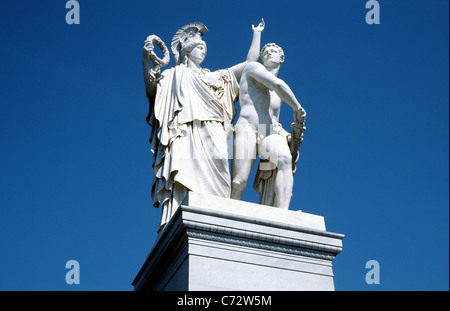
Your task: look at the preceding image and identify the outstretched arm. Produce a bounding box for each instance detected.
[246,62,305,116]
[229,19,265,79]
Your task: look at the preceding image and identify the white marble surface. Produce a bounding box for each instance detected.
[143,21,265,228]
[133,193,343,291]
[182,191,326,231]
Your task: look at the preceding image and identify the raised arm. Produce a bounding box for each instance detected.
[246,62,305,115]
[229,19,265,79]
[143,38,157,98]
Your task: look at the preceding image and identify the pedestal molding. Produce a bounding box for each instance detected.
[186,229,337,261]
[133,193,344,291]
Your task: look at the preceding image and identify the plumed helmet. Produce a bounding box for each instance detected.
[171,22,208,65]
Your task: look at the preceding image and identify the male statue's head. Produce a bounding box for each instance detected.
[259,43,285,68]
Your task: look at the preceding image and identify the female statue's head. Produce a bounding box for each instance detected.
[171,22,208,65]
[181,39,207,65]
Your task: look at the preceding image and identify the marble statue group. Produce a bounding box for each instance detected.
[143,20,306,230]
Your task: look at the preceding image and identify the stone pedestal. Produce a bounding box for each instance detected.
[132,192,344,291]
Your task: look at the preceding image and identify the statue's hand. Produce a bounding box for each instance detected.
[252,18,265,32]
[296,107,306,119]
[294,108,306,129]
[143,36,155,59]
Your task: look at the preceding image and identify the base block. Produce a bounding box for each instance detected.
[132,192,344,291]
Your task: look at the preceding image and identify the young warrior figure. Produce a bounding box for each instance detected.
[231,43,306,209]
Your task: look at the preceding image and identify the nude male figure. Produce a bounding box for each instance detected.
[231,43,306,209]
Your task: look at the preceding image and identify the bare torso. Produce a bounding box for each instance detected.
[231,60,302,209]
[237,66,282,136]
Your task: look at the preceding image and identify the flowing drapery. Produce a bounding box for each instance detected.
[146,65,238,227]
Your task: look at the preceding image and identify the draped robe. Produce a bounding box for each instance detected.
[253,123,292,206]
[146,64,238,228]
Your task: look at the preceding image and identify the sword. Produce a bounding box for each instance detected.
[290,112,306,175]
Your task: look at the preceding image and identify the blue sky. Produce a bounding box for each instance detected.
[0,0,448,291]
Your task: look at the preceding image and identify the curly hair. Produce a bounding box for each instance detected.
[180,38,207,64]
[259,43,285,63]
